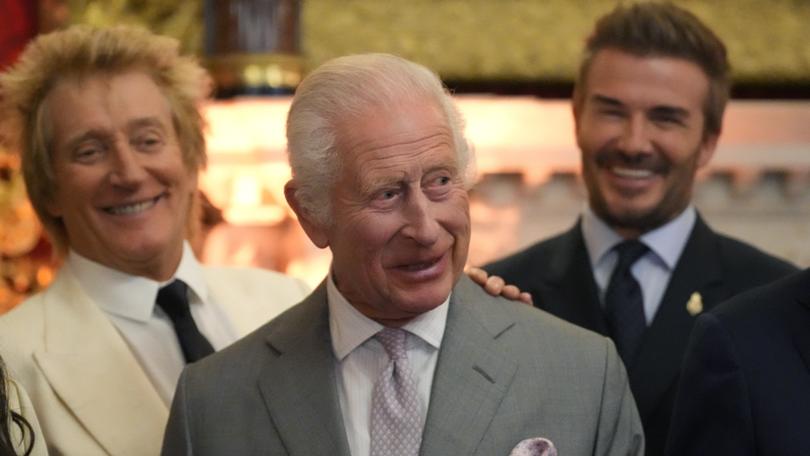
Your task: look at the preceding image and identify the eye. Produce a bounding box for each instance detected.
[650,113,685,127]
[598,108,625,118]
[379,189,399,200]
[435,176,451,186]
[73,140,105,163]
[424,173,454,199]
[369,187,402,209]
[133,132,164,151]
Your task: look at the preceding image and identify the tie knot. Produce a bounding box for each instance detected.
[613,240,649,271]
[156,280,190,318]
[375,327,408,361]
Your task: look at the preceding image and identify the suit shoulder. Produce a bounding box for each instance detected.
[204,265,308,289]
[0,292,46,337]
[203,265,310,297]
[510,298,609,351]
[183,317,272,386]
[712,232,797,281]
[185,287,321,379]
[462,278,610,364]
[711,269,807,326]
[0,294,47,373]
[483,231,571,279]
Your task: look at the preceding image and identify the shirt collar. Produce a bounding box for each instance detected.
[67,242,208,322]
[581,205,696,270]
[327,271,449,361]
[639,206,696,269]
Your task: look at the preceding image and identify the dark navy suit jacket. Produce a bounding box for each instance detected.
[667,268,810,455]
[485,214,796,456]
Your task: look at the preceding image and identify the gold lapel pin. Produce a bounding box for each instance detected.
[686,292,703,316]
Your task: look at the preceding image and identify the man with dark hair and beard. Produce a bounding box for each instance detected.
[484,3,796,455]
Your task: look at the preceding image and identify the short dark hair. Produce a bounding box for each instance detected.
[573,2,730,137]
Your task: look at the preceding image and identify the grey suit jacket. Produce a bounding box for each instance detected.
[162,276,644,456]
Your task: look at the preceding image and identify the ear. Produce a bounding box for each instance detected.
[697,132,719,168]
[572,97,585,149]
[284,180,330,249]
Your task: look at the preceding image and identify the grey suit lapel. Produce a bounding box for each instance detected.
[257,282,351,456]
[420,276,518,456]
[630,215,723,418]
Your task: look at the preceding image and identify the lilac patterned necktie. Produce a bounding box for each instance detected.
[370,327,423,456]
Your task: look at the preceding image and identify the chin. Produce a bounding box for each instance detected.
[118,236,175,258]
[390,288,446,313]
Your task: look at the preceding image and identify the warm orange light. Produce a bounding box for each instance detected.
[199,97,810,284]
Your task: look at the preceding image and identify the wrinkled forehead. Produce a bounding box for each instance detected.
[582,49,710,110]
[43,68,175,128]
[336,99,454,164]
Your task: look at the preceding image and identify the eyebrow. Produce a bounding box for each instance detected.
[649,105,690,120]
[592,94,690,119]
[126,117,169,134]
[63,128,113,153]
[591,94,625,108]
[60,116,170,155]
[359,173,407,197]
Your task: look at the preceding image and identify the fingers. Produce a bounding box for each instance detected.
[500,286,534,306]
[466,266,533,305]
[466,267,489,286]
[484,275,506,296]
[501,284,521,300]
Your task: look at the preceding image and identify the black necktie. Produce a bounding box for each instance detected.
[604,240,649,367]
[156,280,214,363]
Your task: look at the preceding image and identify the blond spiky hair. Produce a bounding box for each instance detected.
[0,25,211,252]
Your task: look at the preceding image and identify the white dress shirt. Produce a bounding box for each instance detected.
[67,242,239,404]
[327,273,448,456]
[581,205,696,324]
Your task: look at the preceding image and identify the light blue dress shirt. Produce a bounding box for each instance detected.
[581,205,696,325]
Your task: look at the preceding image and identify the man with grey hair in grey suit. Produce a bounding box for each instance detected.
[162,53,644,456]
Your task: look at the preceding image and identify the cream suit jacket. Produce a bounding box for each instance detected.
[0,263,309,456]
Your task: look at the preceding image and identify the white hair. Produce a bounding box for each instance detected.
[285,53,472,226]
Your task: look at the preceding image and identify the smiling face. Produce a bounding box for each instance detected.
[575,49,718,237]
[44,70,197,280]
[294,100,470,326]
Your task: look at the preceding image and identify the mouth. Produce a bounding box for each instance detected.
[103,194,164,216]
[610,166,655,179]
[396,255,443,271]
[388,251,449,281]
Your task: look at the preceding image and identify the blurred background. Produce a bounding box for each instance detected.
[3,0,810,310]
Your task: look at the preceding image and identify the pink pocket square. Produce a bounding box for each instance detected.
[509,437,557,456]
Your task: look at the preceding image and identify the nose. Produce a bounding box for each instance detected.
[108,143,148,187]
[616,114,652,155]
[400,190,441,246]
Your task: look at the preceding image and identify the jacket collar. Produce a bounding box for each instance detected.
[33,266,167,456]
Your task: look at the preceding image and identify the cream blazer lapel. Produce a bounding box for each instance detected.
[33,268,167,455]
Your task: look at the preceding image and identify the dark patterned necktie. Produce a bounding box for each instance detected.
[156,280,214,363]
[604,240,649,367]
